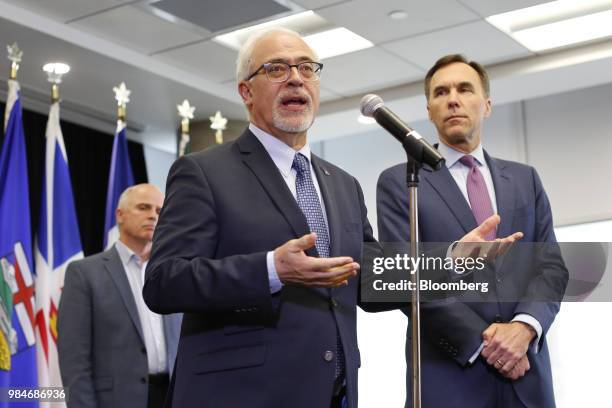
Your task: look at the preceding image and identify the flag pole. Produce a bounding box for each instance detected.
[42,62,70,103]
[177,99,195,157]
[104,82,135,249]
[7,43,22,81]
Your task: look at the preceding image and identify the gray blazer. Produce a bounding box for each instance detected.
[58,246,182,408]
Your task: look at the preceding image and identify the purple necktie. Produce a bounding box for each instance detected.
[459,155,496,240]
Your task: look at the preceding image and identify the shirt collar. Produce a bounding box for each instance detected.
[249,123,312,177]
[115,239,142,267]
[437,141,487,169]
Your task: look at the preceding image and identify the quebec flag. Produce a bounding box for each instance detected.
[103,120,134,249]
[34,100,83,407]
[0,79,38,407]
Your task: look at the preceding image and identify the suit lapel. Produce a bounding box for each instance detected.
[311,156,345,297]
[236,130,314,253]
[311,155,342,258]
[423,165,478,234]
[485,151,515,238]
[105,247,145,344]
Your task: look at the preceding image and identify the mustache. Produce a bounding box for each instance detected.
[275,91,312,107]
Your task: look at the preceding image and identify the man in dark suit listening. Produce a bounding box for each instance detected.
[143,28,382,408]
[377,54,568,407]
[58,184,182,408]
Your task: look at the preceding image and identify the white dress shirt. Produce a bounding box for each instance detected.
[115,240,168,374]
[437,142,542,362]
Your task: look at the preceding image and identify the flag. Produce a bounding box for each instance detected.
[0,79,38,407]
[103,121,134,249]
[34,100,83,407]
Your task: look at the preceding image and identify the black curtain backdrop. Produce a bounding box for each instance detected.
[1,100,148,257]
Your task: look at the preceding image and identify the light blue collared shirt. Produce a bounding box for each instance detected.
[437,142,543,361]
[249,123,329,293]
[115,240,168,373]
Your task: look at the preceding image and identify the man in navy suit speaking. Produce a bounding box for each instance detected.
[377,54,568,407]
[143,27,383,408]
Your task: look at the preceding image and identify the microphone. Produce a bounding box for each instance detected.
[360,94,445,170]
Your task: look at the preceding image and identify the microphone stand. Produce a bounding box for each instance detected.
[406,155,421,408]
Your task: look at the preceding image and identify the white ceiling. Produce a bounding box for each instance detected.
[1,0,612,152]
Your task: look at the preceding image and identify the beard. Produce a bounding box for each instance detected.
[272,92,315,133]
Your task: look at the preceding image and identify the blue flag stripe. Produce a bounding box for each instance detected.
[0,83,38,407]
[103,125,135,248]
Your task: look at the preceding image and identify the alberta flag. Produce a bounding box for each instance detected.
[0,80,38,407]
[34,100,83,407]
[103,120,134,249]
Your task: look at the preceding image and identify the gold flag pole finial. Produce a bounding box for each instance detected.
[7,43,22,80]
[177,99,195,157]
[209,111,227,145]
[43,62,70,103]
[113,82,131,122]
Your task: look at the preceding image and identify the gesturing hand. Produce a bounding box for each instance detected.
[274,233,359,287]
[452,215,523,262]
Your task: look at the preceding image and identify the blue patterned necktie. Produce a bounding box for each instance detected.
[292,153,344,379]
[292,153,330,257]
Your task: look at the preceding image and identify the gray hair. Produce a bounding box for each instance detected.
[116,183,162,210]
[117,185,138,210]
[235,27,318,83]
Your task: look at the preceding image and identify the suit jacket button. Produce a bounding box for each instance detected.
[330,298,339,308]
[324,351,334,362]
[494,314,503,323]
[141,347,146,354]
[140,377,147,384]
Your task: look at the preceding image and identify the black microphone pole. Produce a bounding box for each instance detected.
[361,94,444,408]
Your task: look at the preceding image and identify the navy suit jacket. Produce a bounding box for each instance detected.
[144,129,380,408]
[377,150,568,408]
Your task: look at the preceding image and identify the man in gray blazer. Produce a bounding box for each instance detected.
[58,184,181,408]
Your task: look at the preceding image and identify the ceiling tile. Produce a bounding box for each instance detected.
[1,0,133,23]
[152,0,290,33]
[291,0,350,9]
[457,0,553,18]
[319,84,343,102]
[0,16,245,142]
[316,0,479,44]
[69,5,204,54]
[155,40,238,83]
[382,21,532,70]
[320,47,424,96]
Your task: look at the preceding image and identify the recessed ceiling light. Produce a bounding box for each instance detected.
[487,0,612,52]
[388,10,408,20]
[213,11,373,60]
[304,27,373,60]
[43,62,70,75]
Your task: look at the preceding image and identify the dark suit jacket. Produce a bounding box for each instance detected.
[58,246,182,408]
[143,129,380,408]
[377,150,568,408]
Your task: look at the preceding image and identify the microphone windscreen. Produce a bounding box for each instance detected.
[360,94,384,117]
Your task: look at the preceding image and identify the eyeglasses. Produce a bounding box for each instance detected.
[246,61,323,82]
